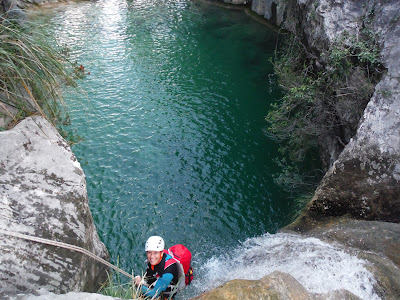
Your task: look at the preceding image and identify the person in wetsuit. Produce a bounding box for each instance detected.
[134,236,180,299]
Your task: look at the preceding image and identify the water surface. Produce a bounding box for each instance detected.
[33,0,297,297]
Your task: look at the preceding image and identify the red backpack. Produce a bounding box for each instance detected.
[163,244,193,287]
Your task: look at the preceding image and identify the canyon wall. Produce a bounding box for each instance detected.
[0,116,109,297]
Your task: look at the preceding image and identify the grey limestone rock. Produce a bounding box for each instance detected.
[251,0,400,222]
[252,0,286,26]
[191,270,361,300]
[0,116,109,297]
[305,0,400,221]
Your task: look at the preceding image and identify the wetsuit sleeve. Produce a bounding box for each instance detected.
[141,273,174,297]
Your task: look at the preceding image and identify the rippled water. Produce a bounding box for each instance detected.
[31,0,300,297]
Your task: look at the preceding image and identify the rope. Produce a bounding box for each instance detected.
[0,229,135,280]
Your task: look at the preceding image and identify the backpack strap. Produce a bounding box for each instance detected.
[164,254,177,270]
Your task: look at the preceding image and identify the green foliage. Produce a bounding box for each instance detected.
[58,126,84,146]
[273,157,322,191]
[0,14,78,142]
[325,30,381,78]
[98,257,141,300]
[267,27,382,192]
[287,192,314,221]
[99,271,136,299]
[266,37,319,165]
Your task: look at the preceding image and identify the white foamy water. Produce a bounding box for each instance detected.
[192,233,380,300]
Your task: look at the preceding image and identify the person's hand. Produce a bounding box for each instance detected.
[134,275,142,286]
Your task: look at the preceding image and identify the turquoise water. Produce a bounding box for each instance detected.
[33,0,295,297]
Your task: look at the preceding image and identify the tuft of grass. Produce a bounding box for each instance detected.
[99,270,138,299]
[0,14,76,133]
[98,257,160,300]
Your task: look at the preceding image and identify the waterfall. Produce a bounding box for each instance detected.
[191,233,380,299]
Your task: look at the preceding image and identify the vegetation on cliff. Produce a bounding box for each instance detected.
[0,14,77,138]
[266,27,383,193]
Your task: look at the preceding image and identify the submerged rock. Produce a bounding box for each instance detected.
[0,116,109,297]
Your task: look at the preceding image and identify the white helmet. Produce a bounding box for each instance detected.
[145,236,165,252]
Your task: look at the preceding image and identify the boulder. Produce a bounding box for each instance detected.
[0,0,26,21]
[191,271,361,300]
[1,0,75,16]
[0,116,109,297]
[302,0,400,221]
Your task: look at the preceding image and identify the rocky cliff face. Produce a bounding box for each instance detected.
[1,0,72,18]
[251,0,400,222]
[0,116,109,297]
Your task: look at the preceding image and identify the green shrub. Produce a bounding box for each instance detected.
[267,28,382,192]
[0,15,76,134]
